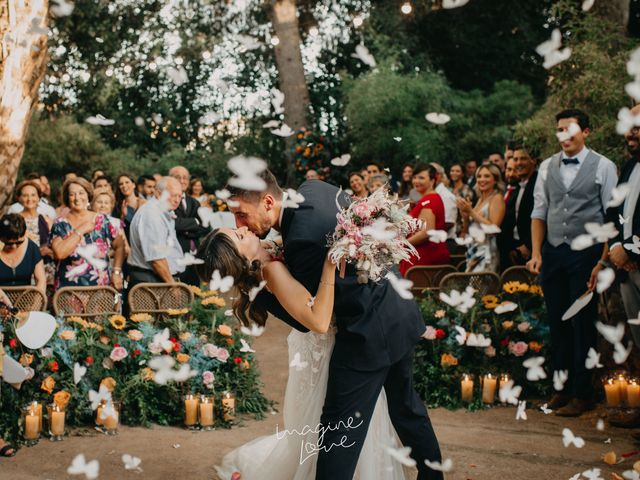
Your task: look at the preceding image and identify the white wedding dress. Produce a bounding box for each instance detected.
[215,328,408,480]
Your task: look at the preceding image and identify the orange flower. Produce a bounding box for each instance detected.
[41,376,56,394]
[53,390,71,408]
[217,324,233,337]
[166,308,189,316]
[179,331,192,341]
[202,296,226,308]
[130,313,153,323]
[19,353,34,366]
[141,368,154,381]
[176,353,190,363]
[242,360,251,370]
[99,335,110,345]
[225,338,235,346]
[528,341,543,353]
[100,377,117,392]
[502,321,514,330]
[440,353,458,367]
[59,330,76,340]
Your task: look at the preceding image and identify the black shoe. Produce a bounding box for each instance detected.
[556,398,593,417]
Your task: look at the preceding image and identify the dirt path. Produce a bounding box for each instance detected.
[2,318,638,479]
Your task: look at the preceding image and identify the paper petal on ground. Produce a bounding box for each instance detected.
[585,348,603,369]
[540,403,552,414]
[516,401,527,420]
[67,454,100,480]
[424,458,453,472]
[248,281,267,302]
[582,468,603,480]
[330,154,351,167]
[425,112,451,125]
[553,370,569,391]
[386,446,416,467]
[562,427,585,448]
[562,291,593,320]
[122,454,142,471]
[499,379,522,405]
[623,470,640,480]
[386,272,414,300]
[596,268,615,293]
[239,338,255,353]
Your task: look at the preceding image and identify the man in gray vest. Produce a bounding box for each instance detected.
[527,109,618,417]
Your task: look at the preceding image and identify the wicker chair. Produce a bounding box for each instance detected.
[501,265,539,286]
[404,265,457,297]
[450,253,466,266]
[438,271,502,296]
[53,286,121,319]
[456,260,467,272]
[1,286,47,312]
[128,282,194,317]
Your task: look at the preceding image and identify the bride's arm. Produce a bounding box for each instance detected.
[262,257,336,334]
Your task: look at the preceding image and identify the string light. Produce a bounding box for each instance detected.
[353,15,364,27]
[401,2,413,14]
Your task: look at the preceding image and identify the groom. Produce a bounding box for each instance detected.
[227,170,443,480]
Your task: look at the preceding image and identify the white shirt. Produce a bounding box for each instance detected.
[531,147,618,220]
[7,199,56,220]
[624,163,640,239]
[435,183,458,238]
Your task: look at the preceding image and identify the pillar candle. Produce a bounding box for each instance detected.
[222,392,236,421]
[617,374,629,401]
[95,405,104,426]
[605,379,621,407]
[24,412,39,440]
[199,401,214,427]
[103,411,119,430]
[184,395,198,426]
[50,410,65,436]
[461,375,474,403]
[482,374,497,404]
[628,381,640,408]
[29,402,42,432]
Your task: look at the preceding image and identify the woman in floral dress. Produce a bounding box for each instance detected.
[51,178,125,289]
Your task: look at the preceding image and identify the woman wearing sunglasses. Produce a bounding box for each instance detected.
[0,214,46,292]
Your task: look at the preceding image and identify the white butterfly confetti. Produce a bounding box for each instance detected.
[386,272,414,300]
[271,124,295,137]
[239,338,255,353]
[248,280,267,301]
[386,446,416,467]
[536,29,572,70]
[227,155,267,191]
[86,114,115,126]
[479,223,502,234]
[240,323,265,337]
[330,154,351,167]
[74,362,87,384]
[425,112,451,125]
[50,0,75,16]
[67,454,100,480]
[629,313,640,325]
[306,296,316,307]
[607,184,630,208]
[235,34,261,51]
[516,400,527,420]
[215,189,231,200]
[424,458,453,472]
[289,352,308,371]
[88,385,111,410]
[499,380,522,405]
[623,470,640,480]
[523,357,547,381]
[466,333,491,348]
[582,0,595,11]
[282,189,305,209]
[393,137,402,142]
[596,268,615,293]
[28,17,48,35]
[581,468,603,480]
[562,291,593,320]
[363,218,397,242]
[262,119,281,129]
[556,122,582,142]
[620,214,630,224]
[494,301,518,315]
[439,286,476,313]
[167,66,188,86]
[616,107,640,135]
[209,270,234,294]
[177,251,204,267]
[625,235,640,255]
[122,453,142,471]
[585,348,603,369]
[540,403,552,414]
[454,326,467,345]
[596,419,605,431]
[442,0,470,8]
[614,341,633,364]
[596,321,625,344]
[427,230,448,243]
[553,370,569,391]
[562,428,585,448]
[352,43,376,68]
[271,88,285,114]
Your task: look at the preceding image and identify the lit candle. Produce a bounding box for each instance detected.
[482,374,497,404]
[50,407,65,437]
[628,380,640,408]
[461,374,474,403]
[29,401,43,432]
[199,396,214,428]
[24,411,39,440]
[605,378,621,407]
[617,374,629,402]
[184,394,199,426]
[95,400,105,426]
[103,410,119,431]
[222,391,236,421]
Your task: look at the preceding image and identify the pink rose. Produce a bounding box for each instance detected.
[422,326,437,340]
[216,348,230,363]
[484,346,496,357]
[110,346,128,362]
[128,329,144,341]
[148,342,162,354]
[508,341,528,357]
[202,371,215,387]
[24,367,35,380]
[517,322,531,333]
[202,343,219,358]
[352,202,372,219]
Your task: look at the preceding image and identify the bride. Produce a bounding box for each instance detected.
[197,227,409,480]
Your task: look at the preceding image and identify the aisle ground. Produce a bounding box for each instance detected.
[2,318,638,480]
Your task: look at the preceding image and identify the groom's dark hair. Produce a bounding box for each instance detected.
[226,169,283,201]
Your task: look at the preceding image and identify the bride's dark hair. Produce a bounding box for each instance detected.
[195,229,268,327]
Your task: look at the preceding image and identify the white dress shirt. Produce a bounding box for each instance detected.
[624,163,640,239]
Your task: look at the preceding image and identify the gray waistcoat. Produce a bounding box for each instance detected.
[544,150,604,247]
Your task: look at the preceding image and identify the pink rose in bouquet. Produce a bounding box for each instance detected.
[202,371,215,388]
[202,343,219,358]
[422,326,437,340]
[216,348,230,363]
[110,346,128,362]
[508,341,528,357]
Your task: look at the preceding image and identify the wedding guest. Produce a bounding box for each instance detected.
[91,188,116,216]
[152,172,162,183]
[136,174,156,200]
[397,164,414,200]
[527,108,617,417]
[449,163,472,200]
[93,175,113,192]
[504,158,519,187]
[360,167,370,186]
[465,159,478,189]
[430,163,457,236]
[348,172,368,199]
[305,169,320,181]
[0,214,46,291]
[51,178,125,290]
[7,173,56,220]
[368,174,389,192]
[400,165,450,276]
[169,165,209,285]
[91,169,107,182]
[189,177,210,207]
[366,161,383,177]
[127,176,185,287]
[499,158,520,270]
[488,152,506,173]
[113,174,146,240]
[457,164,506,272]
[505,141,516,163]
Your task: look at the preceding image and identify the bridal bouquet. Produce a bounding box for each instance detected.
[328,188,421,283]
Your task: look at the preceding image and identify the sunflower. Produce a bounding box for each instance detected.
[189,285,203,297]
[166,308,189,316]
[502,282,519,294]
[528,285,544,296]
[202,296,226,308]
[482,295,499,309]
[67,316,89,329]
[109,315,127,330]
[130,313,153,323]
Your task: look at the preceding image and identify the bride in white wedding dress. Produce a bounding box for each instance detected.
[202,227,408,480]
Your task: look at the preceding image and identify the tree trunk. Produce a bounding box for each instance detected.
[270,0,310,185]
[0,0,49,213]
[593,0,630,32]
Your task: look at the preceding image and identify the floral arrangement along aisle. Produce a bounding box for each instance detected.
[413,281,550,409]
[0,287,271,444]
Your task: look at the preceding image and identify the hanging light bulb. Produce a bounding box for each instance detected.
[401,2,413,14]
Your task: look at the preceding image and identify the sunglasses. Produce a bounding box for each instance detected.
[3,239,25,246]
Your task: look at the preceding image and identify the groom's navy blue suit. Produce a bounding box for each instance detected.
[256,180,443,480]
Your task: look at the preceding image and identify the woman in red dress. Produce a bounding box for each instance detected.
[399,164,450,276]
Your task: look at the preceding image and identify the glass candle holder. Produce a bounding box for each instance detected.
[604,377,621,407]
[498,373,512,404]
[95,399,106,430]
[628,378,640,408]
[460,374,474,403]
[28,401,43,432]
[47,403,66,441]
[199,395,215,430]
[481,374,497,405]
[616,372,629,404]
[184,394,200,429]
[22,405,41,445]
[102,400,121,435]
[221,391,236,422]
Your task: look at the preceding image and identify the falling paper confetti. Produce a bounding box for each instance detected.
[330,154,352,167]
[67,454,100,480]
[386,272,414,300]
[227,156,268,191]
[425,112,451,125]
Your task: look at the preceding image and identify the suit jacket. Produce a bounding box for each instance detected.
[515,171,537,250]
[174,195,209,253]
[608,158,640,262]
[498,184,520,258]
[256,180,426,371]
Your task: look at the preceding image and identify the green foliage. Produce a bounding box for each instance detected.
[343,66,536,171]
[515,1,636,163]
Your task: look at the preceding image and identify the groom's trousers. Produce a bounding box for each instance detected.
[315,347,443,480]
